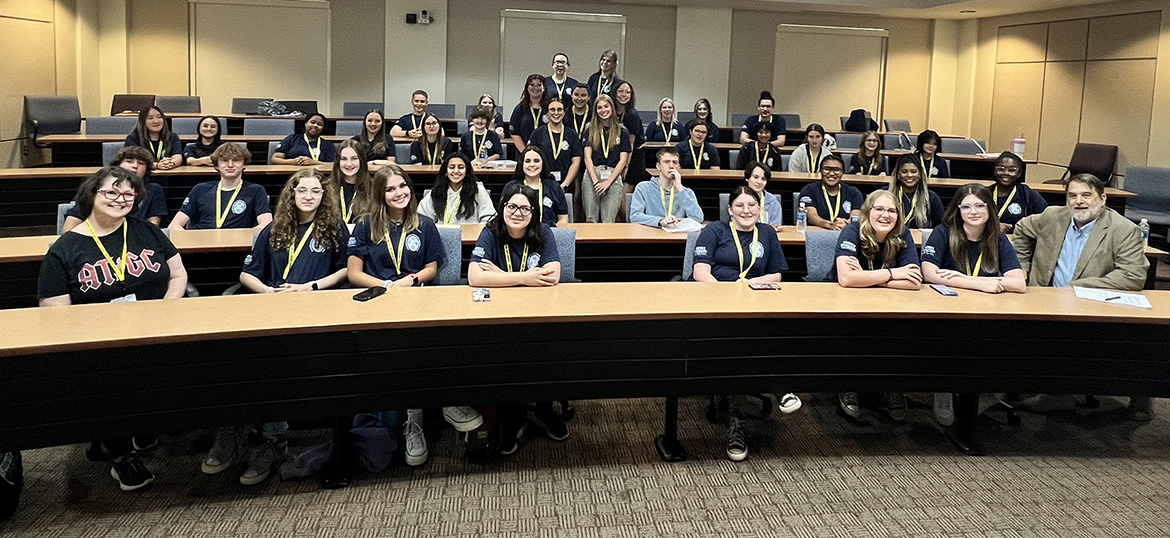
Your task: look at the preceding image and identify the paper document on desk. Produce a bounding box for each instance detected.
[1073,287,1152,309]
[662,219,703,233]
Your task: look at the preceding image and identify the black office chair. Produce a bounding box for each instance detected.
[1043,143,1118,186]
[278,100,319,115]
[110,94,155,115]
[24,95,82,148]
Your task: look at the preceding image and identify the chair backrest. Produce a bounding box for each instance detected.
[882,134,903,151]
[110,94,155,115]
[718,192,730,224]
[395,143,412,162]
[335,120,362,137]
[777,113,801,129]
[919,228,933,255]
[637,110,657,125]
[681,231,701,281]
[267,141,281,164]
[102,142,122,166]
[57,202,73,234]
[565,192,574,223]
[244,118,295,135]
[24,96,82,137]
[232,97,271,115]
[1122,166,1170,222]
[457,120,468,135]
[835,133,863,150]
[1068,143,1119,185]
[676,111,695,125]
[804,229,840,282]
[731,113,753,127]
[728,149,740,170]
[85,116,137,135]
[793,192,814,226]
[780,154,790,172]
[841,153,854,173]
[434,227,463,286]
[945,138,984,155]
[344,102,384,116]
[154,95,201,113]
[884,118,912,132]
[550,227,576,282]
[839,116,849,130]
[278,100,318,115]
[171,117,227,136]
[430,104,456,119]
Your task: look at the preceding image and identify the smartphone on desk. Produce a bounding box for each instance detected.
[930,284,959,297]
[748,283,781,291]
[353,286,386,302]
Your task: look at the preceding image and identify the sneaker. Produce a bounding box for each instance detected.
[532,406,569,441]
[110,453,154,491]
[885,392,907,422]
[777,393,802,414]
[202,428,241,475]
[1128,396,1155,422]
[498,424,525,456]
[443,406,484,432]
[726,417,747,462]
[240,441,287,486]
[403,409,428,466]
[934,393,954,426]
[838,392,861,419]
[132,435,159,452]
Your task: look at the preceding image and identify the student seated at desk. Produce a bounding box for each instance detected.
[468,184,566,454]
[799,154,863,231]
[169,143,273,231]
[849,131,887,176]
[503,146,569,227]
[333,139,372,224]
[736,122,777,170]
[569,84,592,144]
[744,161,784,229]
[546,52,579,106]
[830,190,921,421]
[690,98,720,144]
[390,90,429,139]
[788,124,832,174]
[922,183,1025,294]
[888,155,944,229]
[183,115,225,166]
[418,153,496,225]
[991,151,1046,234]
[630,148,704,229]
[353,110,395,166]
[527,99,582,192]
[39,166,188,492]
[271,113,335,165]
[509,74,550,152]
[739,91,786,147]
[126,105,183,170]
[675,122,720,170]
[462,105,505,168]
[63,146,167,231]
[915,130,950,179]
[409,113,457,166]
[587,50,623,103]
[645,98,686,144]
[476,93,508,139]
[581,95,631,223]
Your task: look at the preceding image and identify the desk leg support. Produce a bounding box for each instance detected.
[654,397,688,462]
[319,416,354,489]
[945,393,986,456]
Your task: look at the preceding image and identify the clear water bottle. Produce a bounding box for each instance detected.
[1140,218,1150,248]
[796,198,808,233]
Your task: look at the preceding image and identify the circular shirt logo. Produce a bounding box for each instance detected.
[751,241,765,258]
[1008,202,1022,215]
[542,114,549,123]
[405,234,421,252]
[702,153,709,161]
[310,238,325,253]
[527,254,541,269]
[484,140,493,149]
[560,140,569,151]
[670,128,678,136]
[766,158,773,167]
[843,201,852,213]
[411,154,419,162]
[543,196,553,208]
[231,200,247,215]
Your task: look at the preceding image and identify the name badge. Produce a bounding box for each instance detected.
[597,165,612,181]
[552,171,562,181]
[111,294,137,303]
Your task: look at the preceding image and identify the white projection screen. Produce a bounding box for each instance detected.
[772,24,888,130]
[499,10,625,104]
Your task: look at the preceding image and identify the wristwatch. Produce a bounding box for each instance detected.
[311,281,319,291]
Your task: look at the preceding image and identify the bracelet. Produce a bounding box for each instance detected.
[264,286,273,294]
[887,268,894,281]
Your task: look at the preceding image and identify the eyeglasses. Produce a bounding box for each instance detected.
[295,187,324,198]
[871,207,898,216]
[553,60,568,66]
[99,189,137,201]
[994,166,1020,174]
[960,203,988,213]
[504,203,533,216]
[821,167,844,174]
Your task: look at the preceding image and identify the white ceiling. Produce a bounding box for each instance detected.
[601,0,1124,19]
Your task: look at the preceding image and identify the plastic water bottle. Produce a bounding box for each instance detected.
[796,199,808,234]
[1140,218,1150,249]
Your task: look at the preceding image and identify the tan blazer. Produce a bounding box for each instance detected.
[1012,205,1148,291]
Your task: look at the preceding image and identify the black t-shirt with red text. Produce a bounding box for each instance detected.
[38,217,179,304]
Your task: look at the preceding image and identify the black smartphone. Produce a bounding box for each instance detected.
[353,286,387,302]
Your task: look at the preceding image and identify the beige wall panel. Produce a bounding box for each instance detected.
[127,0,188,96]
[331,0,384,116]
[774,28,885,130]
[1036,61,1084,167]
[988,62,1044,159]
[996,23,1048,63]
[0,17,56,166]
[1087,11,1160,60]
[1080,59,1156,173]
[1046,19,1087,62]
[0,0,54,22]
[54,0,77,96]
[673,7,731,125]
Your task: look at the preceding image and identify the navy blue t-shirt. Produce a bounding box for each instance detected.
[396,113,426,134]
[693,222,787,281]
[276,133,336,162]
[243,221,350,286]
[741,115,787,143]
[582,126,632,168]
[470,225,560,272]
[347,215,445,282]
[916,153,951,179]
[827,221,919,282]
[409,139,457,165]
[509,104,548,146]
[798,182,864,223]
[890,188,945,229]
[994,183,1047,231]
[502,178,568,227]
[351,134,395,162]
[459,130,505,160]
[619,109,645,149]
[545,75,579,105]
[921,225,1021,277]
[178,181,271,229]
[849,155,888,175]
[65,182,167,223]
[645,121,687,144]
[528,126,582,181]
[675,141,720,170]
[125,131,183,161]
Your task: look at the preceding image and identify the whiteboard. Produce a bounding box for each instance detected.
[499,10,625,106]
[772,25,888,130]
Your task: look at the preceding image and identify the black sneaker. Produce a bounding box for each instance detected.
[532,407,569,441]
[498,425,525,456]
[838,392,862,419]
[110,453,155,491]
[132,436,160,452]
[0,451,21,523]
[885,392,907,422]
[726,417,747,461]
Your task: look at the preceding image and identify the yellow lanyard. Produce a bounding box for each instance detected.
[339,185,352,222]
[411,115,420,131]
[282,223,315,280]
[689,143,703,171]
[427,139,441,164]
[384,224,406,275]
[443,192,460,224]
[995,186,1017,219]
[663,122,673,144]
[920,155,934,180]
[537,181,545,223]
[600,129,611,160]
[822,185,842,221]
[732,225,759,280]
[967,249,985,277]
[504,243,529,273]
[757,143,770,165]
[150,138,164,160]
[473,131,488,158]
[303,135,321,161]
[552,77,566,99]
[531,107,542,129]
[759,192,769,223]
[900,189,918,226]
[867,256,876,271]
[808,146,820,174]
[85,220,128,281]
[549,127,564,160]
[215,181,243,229]
[573,112,587,136]
[866,156,878,175]
[660,185,675,219]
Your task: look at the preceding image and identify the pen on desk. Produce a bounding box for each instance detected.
[1105,296,1122,301]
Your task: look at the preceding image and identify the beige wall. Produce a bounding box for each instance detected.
[0,0,59,167]
[673,7,731,124]
[334,0,384,109]
[126,0,187,96]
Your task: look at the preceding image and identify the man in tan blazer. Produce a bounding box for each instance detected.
[1012,173,1152,419]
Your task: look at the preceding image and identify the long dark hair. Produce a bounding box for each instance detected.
[196,115,222,145]
[916,130,942,154]
[512,146,554,181]
[486,183,544,254]
[890,154,930,226]
[520,74,551,109]
[942,183,1001,276]
[430,153,481,221]
[856,130,883,172]
[362,109,389,157]
[614,81,636,118]
[135,106,174,153]
[417,113,448,163]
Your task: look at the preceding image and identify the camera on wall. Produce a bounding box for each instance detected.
[406,10,434,24]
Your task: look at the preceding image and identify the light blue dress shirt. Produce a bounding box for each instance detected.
[1052,218,1096,287]
[629,179,704,227]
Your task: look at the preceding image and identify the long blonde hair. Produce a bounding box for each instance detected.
[587,94,623,152]
[858,190,908,268]
[656,98,676,126]
[366,164,420,243]
[270,169,341,251]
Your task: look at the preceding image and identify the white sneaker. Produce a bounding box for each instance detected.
[777,393,802,414]
[201,428,240,475]
[403,409,428,466]
[934,393,955,426]
[443,406,484,432]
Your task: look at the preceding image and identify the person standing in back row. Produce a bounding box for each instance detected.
[510,74,550,153]
[587,50,623,103]
[546,53,579,105]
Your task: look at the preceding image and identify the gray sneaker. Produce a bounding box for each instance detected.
[726,417,747,461]
[934,393,954,426]
[240,441,287,486]
[885,392,907,422]
[404,409,428,466]
[839,392,861,419]
[201,428,240,475]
